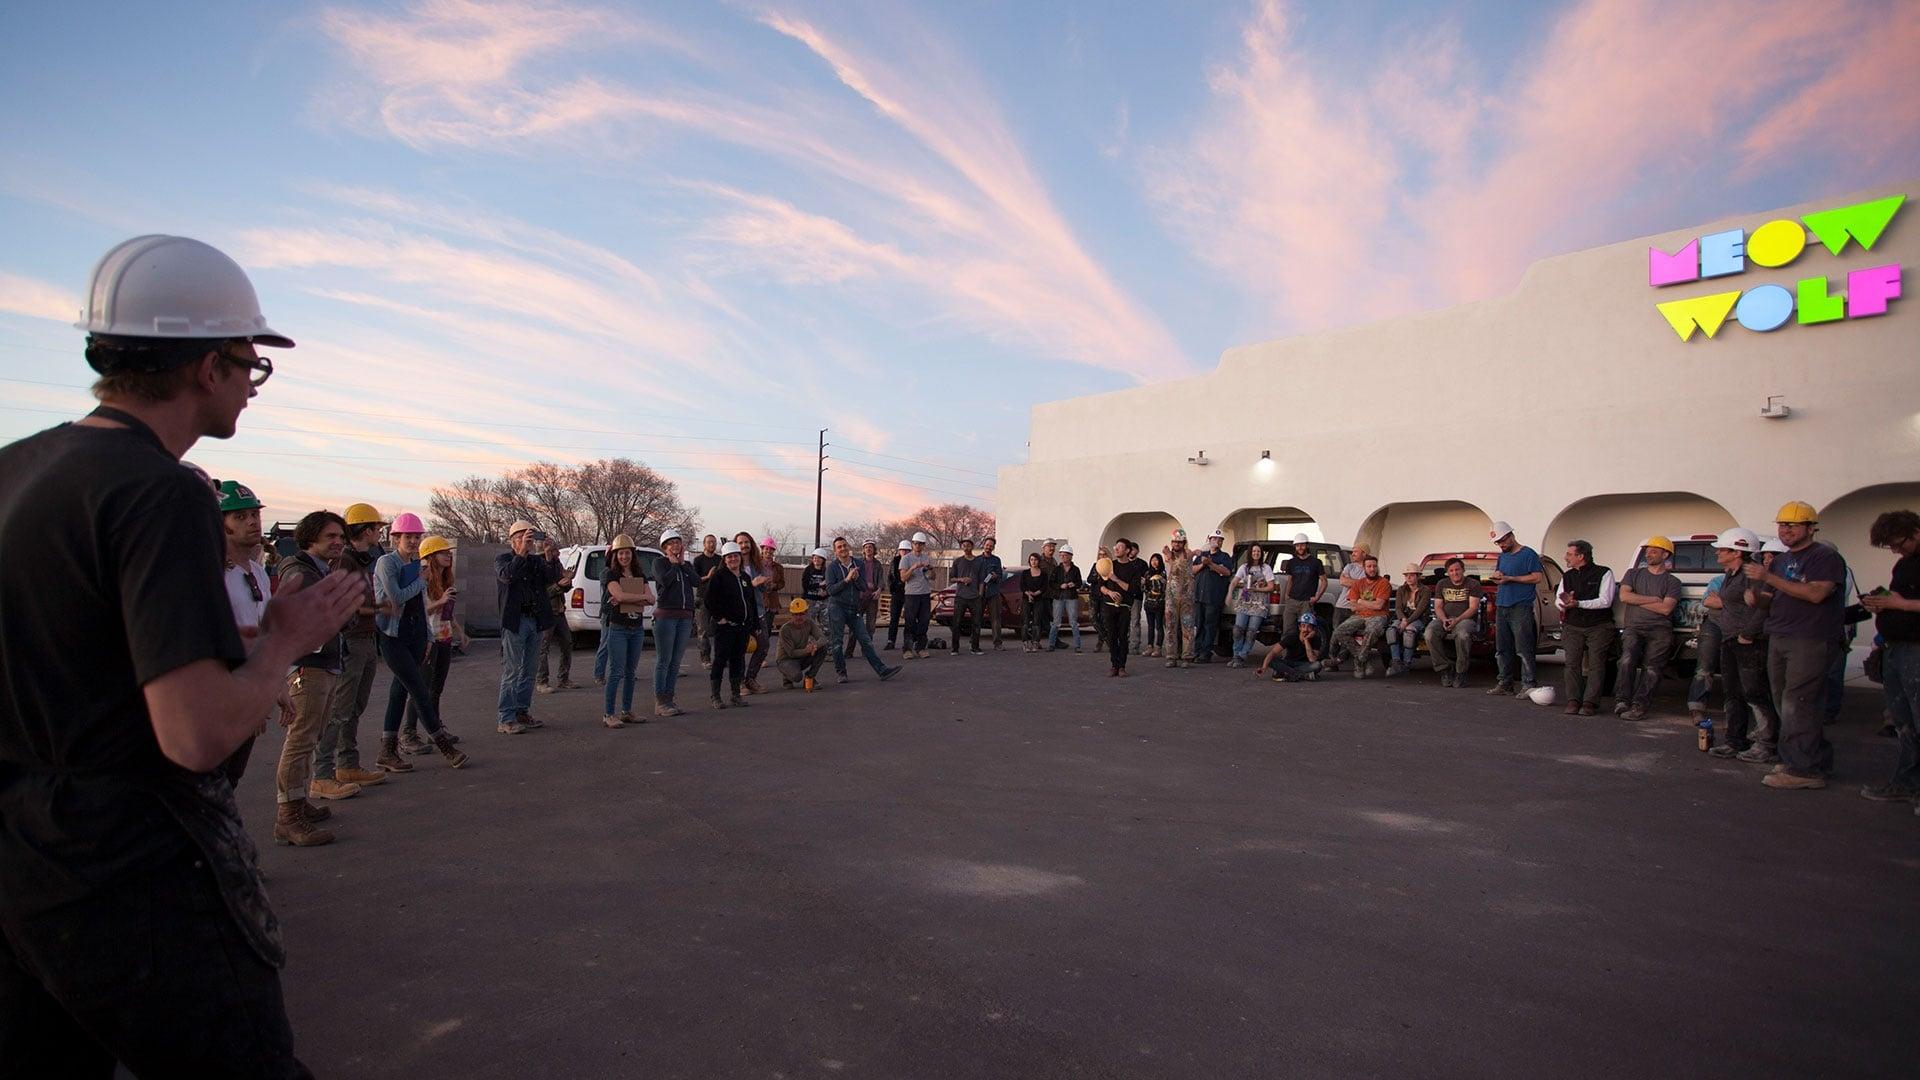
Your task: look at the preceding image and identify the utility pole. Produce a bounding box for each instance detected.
[814,428,828,547]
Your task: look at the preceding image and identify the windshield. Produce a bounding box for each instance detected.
[1634,542,1717,573]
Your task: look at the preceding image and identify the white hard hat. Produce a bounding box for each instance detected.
[659,529,683,545]
[1761,538,1790,554]
[720,541,742,556]
[912,531,932,544]
[77,235,293,347]
[810,546,830,560]
[1713,527,1762,553]
[897,540,913,550]
[1292,532,1310,545]
[1489,520,1515,540]
[1207,529,1225,540]
[1527,685,1558,706]
[1059,544,1074,555]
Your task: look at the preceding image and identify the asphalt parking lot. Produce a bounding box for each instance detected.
[239,639,1913,1080]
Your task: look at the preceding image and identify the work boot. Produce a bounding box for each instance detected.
[709,693,727,710]
[274,803,334,847]
[398,731,431,755]
[336,766,388,786]
[1763,771,1826,790]
[309,778,361,800]
[602,714,623,729]
[297,799,332,823]
[518,710,544,729]
[730,687,750,707]
[1736,745,1778,764]
[376,735,415,772]
[496,718,530,734]
[431,730,469,768]
[535,681,553,695]
[557,678,578,690]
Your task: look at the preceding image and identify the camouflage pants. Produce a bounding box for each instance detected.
[1163,592,1194,660]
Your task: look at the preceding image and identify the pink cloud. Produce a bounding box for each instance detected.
[0,271,78,322]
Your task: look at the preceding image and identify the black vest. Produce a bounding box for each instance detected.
[1561,563,1614,628]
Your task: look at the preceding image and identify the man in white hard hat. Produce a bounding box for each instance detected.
[1192,529,1234,661]
[1276,532,1323,646]
[899,532,936,658]
[1486,521,1545,698]
[1704,528,1777,761]
[0,236,361,1073]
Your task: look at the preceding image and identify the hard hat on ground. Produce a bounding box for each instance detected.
[912,531,932,544]
[390,512,426,535]
[1643,535,1676,554]
[789,598,809,615]
[1775,500,1819,524]
[507,519,536,537]
[216,480,262,514]
[419,536,454,559]
[1762,538,1790,554]
[720,541,742,556]
[1527,685,1558,706]
[344,503,386,528]
[610,533,637,552]
[1292,532,1310,545]
[1489,521,1514,540]
[1712,528,1761,553]
[77,235,294,349]
[659,529,683,545]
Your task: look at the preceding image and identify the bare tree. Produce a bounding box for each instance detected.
[518,461,588,545]
[574,458,699,544]
[758,521,804,557]
[896,503,997,549]
[430,457,700,547]
[428,475,512,542]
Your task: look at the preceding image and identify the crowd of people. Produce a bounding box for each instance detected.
[3,235,1918,1075]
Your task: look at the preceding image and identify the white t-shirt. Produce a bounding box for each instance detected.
[223,558,270,638]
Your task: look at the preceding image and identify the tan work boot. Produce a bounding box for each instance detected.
[335,766,388,786]
[297,798,332,823]
[1763,771,1827,790]
[431,730,469,769]
[274,803,335,847]
[309,778,361,800]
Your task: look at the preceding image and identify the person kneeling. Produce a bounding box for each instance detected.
[778,599,829,691]
[1257,613,1325,682]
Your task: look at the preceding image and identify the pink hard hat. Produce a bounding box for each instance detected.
[759,536,778,549]
[390,512,426,534]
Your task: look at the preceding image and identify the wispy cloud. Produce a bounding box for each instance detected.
[1147,0,1920,333]
[0,271,77,322]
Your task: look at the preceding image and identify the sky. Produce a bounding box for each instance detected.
[2,0,1916,534]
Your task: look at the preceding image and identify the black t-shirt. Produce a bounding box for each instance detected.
[1284,556,1325,601]
[0,419,254,922]
[1879,552,1920,642]
[1108,557,1150,600]
[601,566,646,628]
[692,551,723,601]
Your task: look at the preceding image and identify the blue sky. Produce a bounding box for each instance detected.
[2,0,1915,531]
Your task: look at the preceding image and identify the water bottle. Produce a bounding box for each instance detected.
[1696,715,1713,752]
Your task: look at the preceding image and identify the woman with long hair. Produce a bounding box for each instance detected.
[600,534,653,726]
[1021,553,1048,652]
[732,531,770,694]
[1228,542,1275,669]
[400,536,467,753]
[373,514,468,770]
[743,536,784,695]
[1143,553,1167,658]
[704,541,755,708]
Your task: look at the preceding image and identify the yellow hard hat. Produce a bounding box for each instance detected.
[1775,500,1818,524]
[344,502,386,527]
[789,598,809,615]
[1643,535,1676,554]
[609,533,636,552]
[419,536,454,559]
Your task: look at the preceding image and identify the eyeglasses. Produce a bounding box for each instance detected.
[221,348,274,388]
[240,567,263,603]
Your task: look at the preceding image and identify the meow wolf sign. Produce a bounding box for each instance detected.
[1650,194,1905,342]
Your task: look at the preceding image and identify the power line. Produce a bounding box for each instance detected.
[829,455,995,489]
[833,444,1005,478]
[833,463,992,504]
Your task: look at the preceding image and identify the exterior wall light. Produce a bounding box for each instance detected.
[1188,450,1209,465]
[1260,450,1271,460]
[1761,395,1790,419]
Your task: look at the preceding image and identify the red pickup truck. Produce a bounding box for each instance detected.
[1401,550,1565,658]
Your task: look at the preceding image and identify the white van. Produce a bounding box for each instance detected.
[561,543,666,637]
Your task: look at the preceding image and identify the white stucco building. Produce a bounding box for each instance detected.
[998,180,1918,589]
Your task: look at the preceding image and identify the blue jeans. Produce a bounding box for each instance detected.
[1494,604,1537,686]
[1231,612,1265,659]
[1687,619,1723,710]
[1048,598,1081,649]
[653,616,692,701]
[1192,600,1223,657]
[1390,618,1426,664]
[498,621,541,724]
[1882,641,1920,789]
[829,604,889,676]
[602,625,644,715]
[594,629,609,681]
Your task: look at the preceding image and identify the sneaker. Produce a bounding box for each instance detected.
[879,666,902,682]
[1859,783,1920,802]
[1708,744,1742,759]
[1074,646,1083,654]
[601,714,623,729]
[709,694,726,710]
[1736,746,1779,765]
[309,778,361,800]
[1451,677,1466,689]
[621,711,643,725]
[1621,705,1648,721]
[1612,701,1631,716]
[1353,667,1367,680]
[557,679,579,690]
[730,691,750,707]
[1486,684,1513,697]
[1763,771,1826,790]
[972,648,984,656]
[838,673,850,684]
[1440,672,1454,688]
[1305,670,1320,681]
[655,702,683,718]
[535,682,553,694]
[496,719,530,734]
